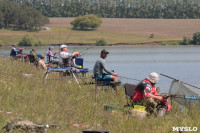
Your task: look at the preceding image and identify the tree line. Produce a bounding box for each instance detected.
[0,0,49,30]
[7,0,200,18]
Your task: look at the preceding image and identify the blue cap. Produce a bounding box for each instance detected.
[13,44,17,47]
[49,46,54,49]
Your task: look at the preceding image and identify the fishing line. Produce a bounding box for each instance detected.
[118,75,141,82]
[79,45,95,57]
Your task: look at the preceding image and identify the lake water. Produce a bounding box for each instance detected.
[1,45,200,94]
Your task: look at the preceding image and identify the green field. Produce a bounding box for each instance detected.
[0,59,199,133]
[1,18,200,46]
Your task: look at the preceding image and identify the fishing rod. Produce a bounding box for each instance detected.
[117,75,141,82]
[79,45,96,57]
[160,73,200,90]
[165,94,200,100]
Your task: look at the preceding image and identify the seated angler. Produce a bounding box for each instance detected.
[132,72,171,116]
[10,44,24,60]
[29,49,40,66]
[38,55,51,71]
[46,46,59,65]
[59,44,80,72]
[93,49,118,91]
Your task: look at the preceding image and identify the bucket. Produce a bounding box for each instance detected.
[134,105,146,111]
[131,105,147,118]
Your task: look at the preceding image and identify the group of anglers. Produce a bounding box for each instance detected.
[10,44,171,117]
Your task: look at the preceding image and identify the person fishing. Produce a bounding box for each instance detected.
[10,44,24,60]
[93,49,118,91]
[46,46,59,65]
[132,72,171,116]
[29,49,40,66]
[38,55,51,70]
[59,44,80,72]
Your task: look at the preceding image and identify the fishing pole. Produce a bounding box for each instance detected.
[163,94,200,100]
[79,45,96,57]
[117,75,141,82]
[160,73,200,90]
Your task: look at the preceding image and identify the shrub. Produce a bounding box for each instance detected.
[192,32,200,45]
[96,38,107,46]
[19,35,36,46]
[19,35,45,46]
[149,34,154,38]
[180,36,191,45]
[35,39,45,46]
[71,14,102,30]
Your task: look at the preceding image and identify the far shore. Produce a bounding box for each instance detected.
[0,41,176,47]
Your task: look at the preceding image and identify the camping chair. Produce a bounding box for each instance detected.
[93,74,121,87]
[28,54,41,64]
[124,83,137,107]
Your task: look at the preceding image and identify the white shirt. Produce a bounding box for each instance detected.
[59,51,72,65]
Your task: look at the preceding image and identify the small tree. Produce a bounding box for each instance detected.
[35,39,45,46]
[19,34,36,46]
[71,14,102,30]
[87,14,102,30]
[96,38,107,46]
[180,36,191,45]
[192,32,200,45]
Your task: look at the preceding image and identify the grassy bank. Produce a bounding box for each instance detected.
[0,58,199,133]
[0,27,179,46]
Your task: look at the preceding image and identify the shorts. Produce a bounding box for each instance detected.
[96,74,111,80]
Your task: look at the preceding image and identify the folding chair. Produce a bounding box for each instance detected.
[124,83,137,107]
[28,54,42,64]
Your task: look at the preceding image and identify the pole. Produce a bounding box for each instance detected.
[117,76,141,82]
[160,73,200,90]
[95,77,98,103]
[71,70,81,89]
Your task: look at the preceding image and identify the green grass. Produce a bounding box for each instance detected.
[0,27,180,46]
[0,58,199,133]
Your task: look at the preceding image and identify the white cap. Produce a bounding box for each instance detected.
[60,44,67,49]
[147,72,159,83]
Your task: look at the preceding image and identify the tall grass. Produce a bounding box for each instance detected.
[0,58,199,133]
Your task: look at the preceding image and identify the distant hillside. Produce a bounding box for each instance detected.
[7,0,200,18]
